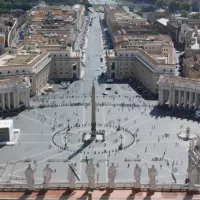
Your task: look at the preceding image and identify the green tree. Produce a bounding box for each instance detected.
[180,2,190,12]
[180,9,188,17]
[156,0,167,8]
[168,1,180,13]
[191,0,199,12]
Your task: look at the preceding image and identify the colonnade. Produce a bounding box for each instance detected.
[159,88,200,108]
[0,90,30,110]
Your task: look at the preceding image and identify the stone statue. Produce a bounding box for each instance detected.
[25,164,35,190]
[108,163,117,188]
[148,164,158,190]
[196,134,200,149]
[188,165,197,190]
[85,159,95,188]
[134,164,142,188]
[68,163,77,188]
[43,164,53,189]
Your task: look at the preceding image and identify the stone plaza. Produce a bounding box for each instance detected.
[0,80,199,188]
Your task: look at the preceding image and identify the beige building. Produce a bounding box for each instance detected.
[0,76,30,110]
[0,44,80,96]
[158,75,200,109]
[183,54,200,79]
[107,34,176,94]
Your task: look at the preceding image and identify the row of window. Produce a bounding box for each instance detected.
[0,70,26,74]
[53,66,77,70]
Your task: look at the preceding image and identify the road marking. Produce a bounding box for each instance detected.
[19,113,52,128]
[79,153,83,180]
[8,150,66,176]
[33,110,67,126]
[0,148,57,168]
[82,107,85,125]
[121,115,142,126]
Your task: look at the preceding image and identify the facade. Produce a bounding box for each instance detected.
[158,75,200,108]
[0,45,80,96]
[107,34,176,94]
[182,54,200,79]
[0,76,30,110]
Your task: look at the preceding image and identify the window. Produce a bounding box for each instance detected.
[73,65,76,70]
[23,70,25,72]
[8,71,10,73]
[0,72,1,74]
[66,72,68,74]
[120,54,122,56]
[126,54,128,57]
[60,54,62,57]
[60,72,62,74]
[66,54,68,56]
[111,62,115,70]
[54,72,57,74]
[16,70,18,73]
[54,63,56,66]
[30,79,32,83]
[60,63,62,66]
[163,69,166,71]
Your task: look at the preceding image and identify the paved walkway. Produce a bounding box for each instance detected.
[0,189,199,199]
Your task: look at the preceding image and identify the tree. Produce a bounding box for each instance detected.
[156,0,167,8]
[168,1,180,13]
[190,12,200,19]
[180,2,190,12]
[180,9,188,17]
[191,0,199,12]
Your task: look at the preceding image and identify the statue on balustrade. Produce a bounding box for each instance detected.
[68,163,77,188]
[43,164,53,189]
[108,162,117,188]
[85,159,95,188]
[148,164,158,190]
[25,164,36,190]
[134,164,142,188]
[188,165,197,190]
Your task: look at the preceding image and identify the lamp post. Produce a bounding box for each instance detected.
[117,118,121,131]
[67,119,70,131]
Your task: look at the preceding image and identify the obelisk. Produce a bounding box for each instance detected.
[91,82,96,137]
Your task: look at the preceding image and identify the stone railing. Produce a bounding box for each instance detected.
[0,182,198,192]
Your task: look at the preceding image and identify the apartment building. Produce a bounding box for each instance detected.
[183,54,200,79]
[107,35,176,94]
[104,5,158,41]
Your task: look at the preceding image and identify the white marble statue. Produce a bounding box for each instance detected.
[68,163,77,188]
[148,164,158,190]
[134,164,142,188]
[43,164,53,189]
[85,159,95,188]
[25,164,35,190]
[108,163,117,188]
[189,165,197,190]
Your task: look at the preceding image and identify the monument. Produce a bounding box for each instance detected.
[91,82,96,137]
[188,165,197,190]
[83,83,105,142]
[134,164,142,188]
[85,159,95,188]
[68,163,77,188]
[25,164,35,190]
[43,164,53,189]
[108,163,117,188]
[148,164,158,190]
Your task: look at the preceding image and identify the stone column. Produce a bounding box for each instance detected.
[168,89,172,107]
[13,92,16,109]
[172,90,176,107]
[189,92,193,109]
[16,91,19,108]
[195,93,199,109]
[184,91,187,108]
[161,89,164,105]
[158,88,162,105]
[178,90,182,107]
[1,93,5,110]
[7,93,10,109]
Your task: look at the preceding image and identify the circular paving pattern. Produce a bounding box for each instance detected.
[52,123,135,153]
